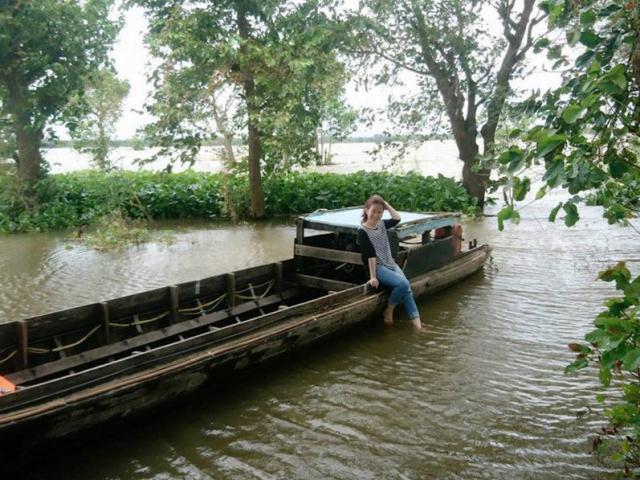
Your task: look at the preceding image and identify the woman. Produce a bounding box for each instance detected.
[358,195,422,329]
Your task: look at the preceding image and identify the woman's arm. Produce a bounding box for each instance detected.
[368,257,379,288]
[384,200,400,220]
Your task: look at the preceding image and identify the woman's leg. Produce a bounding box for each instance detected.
[392,266,421,328]
[376,265,421,327]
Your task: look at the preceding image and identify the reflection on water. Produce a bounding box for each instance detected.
[2,205,638,479]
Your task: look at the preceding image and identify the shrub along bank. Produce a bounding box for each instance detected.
[0,170,474,233]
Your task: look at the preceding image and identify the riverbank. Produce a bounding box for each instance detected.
[0,170,474,233]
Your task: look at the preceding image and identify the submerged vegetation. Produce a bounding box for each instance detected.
[0,170,474,234]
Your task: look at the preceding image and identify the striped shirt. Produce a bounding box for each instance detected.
[358,218,399,268]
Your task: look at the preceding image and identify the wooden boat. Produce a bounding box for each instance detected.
[0,208,491,459]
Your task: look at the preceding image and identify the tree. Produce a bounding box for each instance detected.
[70,69,130,170]
[354,0,547,207]
[495,0,640,472]
[0,0,121,184]
[136,0,350,218]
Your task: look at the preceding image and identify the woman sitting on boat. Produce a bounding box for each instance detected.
[358,195,422,329]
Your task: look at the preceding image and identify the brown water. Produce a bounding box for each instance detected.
[2,203,639,479]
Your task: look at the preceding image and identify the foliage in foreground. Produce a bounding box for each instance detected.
[0,170,473,233]
[566,263,640,475]
[491,0,640,474]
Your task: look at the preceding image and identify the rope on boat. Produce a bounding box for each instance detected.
[235,279,273,295]
[0,349,17,366]
[178,292,226,315]
[236,280,274,300]
[109,311,170,328]
[27,325,102,354]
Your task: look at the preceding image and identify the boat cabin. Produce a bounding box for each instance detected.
[294,207,462,283]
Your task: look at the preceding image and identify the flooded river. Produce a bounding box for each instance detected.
[2,193,639,479]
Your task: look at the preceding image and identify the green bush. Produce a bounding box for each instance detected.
[0,170,473,233]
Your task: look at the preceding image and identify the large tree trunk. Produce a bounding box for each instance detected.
[7,81,44,184]
[14,123,43,184]
[237,3,265,219]
[243,80,265,219]
[451,119,489,208]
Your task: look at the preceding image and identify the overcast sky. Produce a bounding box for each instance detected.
[109,6,563,140]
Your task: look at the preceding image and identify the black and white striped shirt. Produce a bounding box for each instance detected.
[358,218,400,268]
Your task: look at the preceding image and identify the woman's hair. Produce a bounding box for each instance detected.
[362,195,385,222]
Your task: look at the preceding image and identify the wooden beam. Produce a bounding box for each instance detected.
[294,244,362,264]
[226,273,236,309]
[296,218,305,244]
[100,302,110,345]
[169,285,179,324]
[293,274,356,292]
[17,321,28,370]
[273,262,283,295]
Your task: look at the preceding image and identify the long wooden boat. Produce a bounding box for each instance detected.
[0,208,491,460]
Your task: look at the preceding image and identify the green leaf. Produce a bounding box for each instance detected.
[563,202,579,227]
[542,158,565,187]
[601,343,628,369]
[548,202,562,222]
[565,358,588,374]
[536,134,566,157]
[623,348,640,371]
[497,205,513,231]
[599,262,631,286]
[599,365,612,387]
[547,45,563,60]
[606,65,628,91]
[562,104,583,124]
[579,30,602,48]
[595,394,605,403]
[533,38,550,53]
[535,186,547,200]
[498,147,525,173]
[580,10,596,26]
[513,177,530,201]
[609,160,628,179]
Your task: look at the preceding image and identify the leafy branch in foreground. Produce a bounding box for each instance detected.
[493,0,639,230]
[492,0,640,474]
[566,262,640,473]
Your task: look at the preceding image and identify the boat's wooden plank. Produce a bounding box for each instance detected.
[106,287,170,324]
[301,232,337,247]
[292,274,356,292]
[234,263,274,286]
[176,274,226,305]
[15,304,101,345]
[5,289,303,387]
[294,244,362,264]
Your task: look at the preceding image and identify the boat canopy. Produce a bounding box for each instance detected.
[300,208,459,240]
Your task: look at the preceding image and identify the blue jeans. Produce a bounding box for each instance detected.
[376,264,420,320]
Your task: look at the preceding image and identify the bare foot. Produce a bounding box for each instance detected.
[383,305,394,326]
[410,317,422,329]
